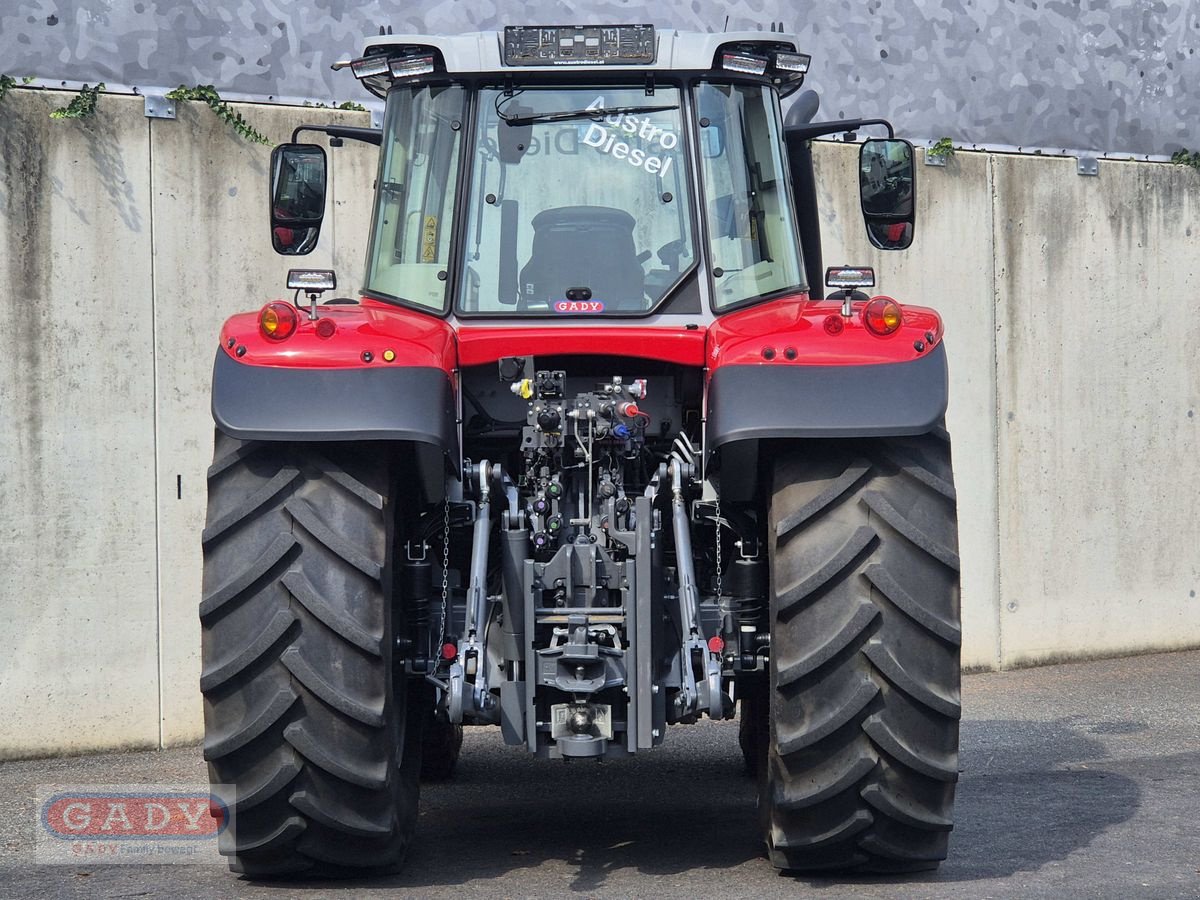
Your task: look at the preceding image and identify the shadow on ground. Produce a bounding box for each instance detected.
[799,717,1142,889]
[247,717,1142,893]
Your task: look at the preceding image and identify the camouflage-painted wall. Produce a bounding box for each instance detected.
[1,1,1197,158]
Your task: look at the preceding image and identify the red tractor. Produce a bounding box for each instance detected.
[202,24,959,878]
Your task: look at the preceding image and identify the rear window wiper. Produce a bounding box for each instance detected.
[499,104,679,127]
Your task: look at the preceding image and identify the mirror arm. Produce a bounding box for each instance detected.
[784,117,894,142]
[290,124,383,146]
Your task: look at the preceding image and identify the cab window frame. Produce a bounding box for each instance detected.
[691,76,808,316]
[451,74,704,319]
[360,79,474,317]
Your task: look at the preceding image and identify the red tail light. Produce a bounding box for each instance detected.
[259,302,298,341]
[863,297,903,336]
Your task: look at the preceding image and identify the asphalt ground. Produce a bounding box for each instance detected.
[1,650,1198,899]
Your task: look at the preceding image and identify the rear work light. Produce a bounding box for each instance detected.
[389,54,436,79]
[863,297,903,336]
[721,51,769,75]
[349,55,390,79]
[825,266,876,290]
[286,269,336,293]
[774,51,811,74]
[259,302,298,341]
[343,50,441,81]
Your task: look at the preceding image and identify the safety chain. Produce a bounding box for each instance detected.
[439,498,451,646]
[714,497,723,602]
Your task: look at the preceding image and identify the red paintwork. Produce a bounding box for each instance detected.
[706,295,943,369]
[218,293,943,373]
[219,298,456,372]
[456,325,707,367]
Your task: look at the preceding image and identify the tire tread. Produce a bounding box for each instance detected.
[201,433,419,877]
[761,434,961,874]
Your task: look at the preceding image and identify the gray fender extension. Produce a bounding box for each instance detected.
[707,341,948,448]
[211,349,458,455]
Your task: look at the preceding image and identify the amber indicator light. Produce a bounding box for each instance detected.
[863,297,903,336]
[259,302,298,341]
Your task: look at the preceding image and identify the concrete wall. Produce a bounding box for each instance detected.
[816,143,1200,670]
[1,88,1197,757]
[0,90,375,758]
[147,100,377,747]
[990,155,1200,665]
[0,92,159,757]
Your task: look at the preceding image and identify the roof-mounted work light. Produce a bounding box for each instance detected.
[349,55,390,79]
[774,51,811,75]
[389,54,437,79]
[720,51,769,75]
[344,48,440,81]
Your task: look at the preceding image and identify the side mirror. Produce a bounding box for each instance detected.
[858,138,915,250]
[270,143,327,255]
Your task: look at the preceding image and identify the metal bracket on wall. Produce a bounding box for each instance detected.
[924,149,947,167]
[371,109,383,129]
[143,93,176,119]
[1077,156,1099,176]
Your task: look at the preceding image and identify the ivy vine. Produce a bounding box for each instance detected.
[1171,149,1200,172]
[927,137,956,162]
[0,74,34,104]
[303,100,368,112]
[166,84,272,145]
[50,82,105,119]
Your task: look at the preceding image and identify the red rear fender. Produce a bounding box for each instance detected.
[706,296,943,369]
[218,299,457,372]
[217,294,944,374]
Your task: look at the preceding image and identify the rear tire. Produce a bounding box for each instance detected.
[201,432,420,877]
[761,430,961,873]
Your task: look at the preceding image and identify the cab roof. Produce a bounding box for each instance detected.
[358,28,801,77]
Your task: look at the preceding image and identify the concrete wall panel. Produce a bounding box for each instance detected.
[813,142,1001,671]
[992,155,1200,666]
[0,92,158,758]
[150,102,373,745]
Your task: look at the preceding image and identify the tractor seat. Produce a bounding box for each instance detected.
[519,206,645,310]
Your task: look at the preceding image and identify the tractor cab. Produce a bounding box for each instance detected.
[270,26,913,321]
